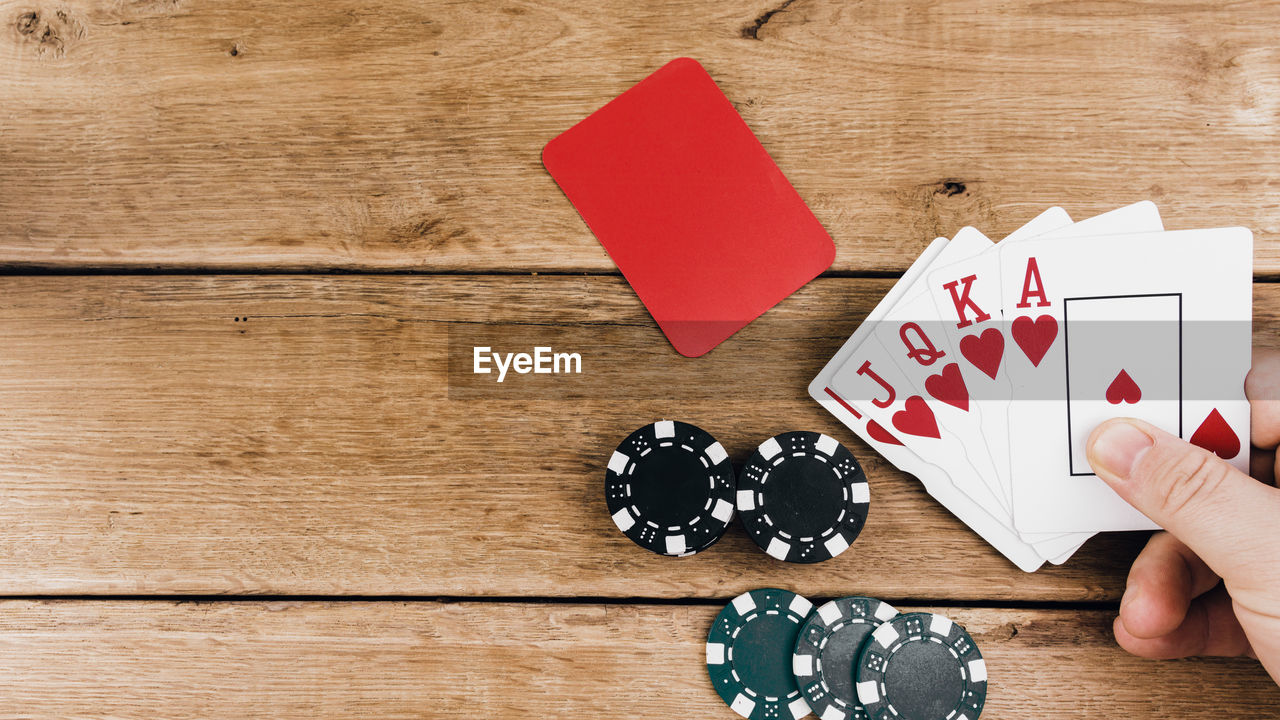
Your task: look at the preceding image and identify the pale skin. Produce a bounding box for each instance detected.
[1086,348,1280,685]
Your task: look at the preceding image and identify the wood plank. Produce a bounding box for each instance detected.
[0,600,1275,718]
[1,276,1276,598]
[1,0,1278,272]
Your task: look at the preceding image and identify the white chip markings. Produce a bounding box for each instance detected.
[814,433,838,456]
[766,537,791,561]
[820,707,847,720]
[871,622,899,648]
[817,601,841,625]
[606,450,630,475]
[823,534,849,558]
[929,614,953,636]
[793,654,813,677]
[789,594,813,618]
[757,437,783,460]
[730,694,756,718]
[849,482,870,504]
[855,680,880,704]
[611,508,636,532]
[706,642,726,665]
[874,602,898,622]
[665,534,687,555]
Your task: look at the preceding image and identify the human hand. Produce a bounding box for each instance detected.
[1086,348,1280,685]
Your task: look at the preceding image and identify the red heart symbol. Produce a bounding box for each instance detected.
[867,420,903,446]
[1105,369,1141,405]
[1189,408,1241,460]
[1011,314,1058,367]
[925,362,970,412]
[825,387,905,447]
[892,395,940,439]
[959,328,1004,380]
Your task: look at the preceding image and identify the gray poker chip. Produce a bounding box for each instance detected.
[792,596,899,720]
[855,612,987,720]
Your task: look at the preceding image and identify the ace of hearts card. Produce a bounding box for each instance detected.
[1000,228,1253,533]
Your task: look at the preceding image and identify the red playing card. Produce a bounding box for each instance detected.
[542,58,834,357]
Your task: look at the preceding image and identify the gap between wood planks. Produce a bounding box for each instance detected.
[0,593,1120,610]
[0,268,1277,282]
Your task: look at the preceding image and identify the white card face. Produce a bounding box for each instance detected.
[1001,202,1163,542]
[809,238,949,483]
[1048,540,1086,565]
[1064,295,1181,471]
[807,206,1171,567]
[1001,227,1253,533]
[927,202,1163,539]
[1004,206,1074,242]
[830,328,1068,567]
[869,228,1009,513]
[809,239,1047,572]
[923,230,1018,512]
[831,335,979,488]
[1029,532,1088,561]
[828,223,1079,565]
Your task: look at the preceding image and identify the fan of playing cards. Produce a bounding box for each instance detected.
[810,202,1254,572]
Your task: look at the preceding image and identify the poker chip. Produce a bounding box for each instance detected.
[737,431,869,563]
[855,612,987,720]
[707,588,815,720]
[792,597,899,720]
[604,420,736,557]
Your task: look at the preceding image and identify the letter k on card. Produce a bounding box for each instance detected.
[871,274,1011,514]
[928,230,1016,389]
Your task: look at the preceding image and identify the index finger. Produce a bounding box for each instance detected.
[1245,347,1280,449]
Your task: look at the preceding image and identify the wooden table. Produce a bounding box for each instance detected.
[2,0,1278,716]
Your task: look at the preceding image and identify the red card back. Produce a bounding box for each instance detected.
[542,58,835,357]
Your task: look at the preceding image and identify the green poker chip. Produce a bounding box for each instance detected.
[707,588,815,720]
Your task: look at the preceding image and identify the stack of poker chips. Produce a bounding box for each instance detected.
[602,427,989,719]
[604,421,869,562]
[707,589,988,720]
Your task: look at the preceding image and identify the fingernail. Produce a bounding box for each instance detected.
[1090,421,1154,480]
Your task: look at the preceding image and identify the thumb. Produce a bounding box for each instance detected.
[1087,418,1280,588]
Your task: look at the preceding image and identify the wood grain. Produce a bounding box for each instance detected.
[1,275,1275,598]
[1,0,1278,272]
[0,600,1274,718]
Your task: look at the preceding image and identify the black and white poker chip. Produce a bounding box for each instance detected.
[736,431,869,563]
[707,588,815,720]
[792,596,899,720]
[855,612,987,720]
[604,420,735,557]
